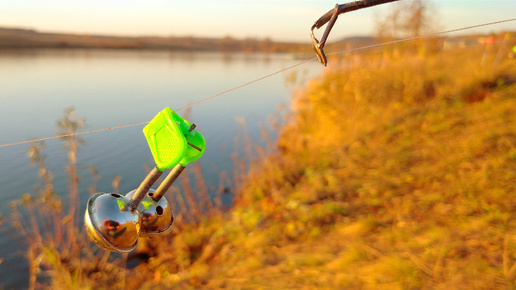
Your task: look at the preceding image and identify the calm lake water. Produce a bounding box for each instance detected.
[0,49,321,288]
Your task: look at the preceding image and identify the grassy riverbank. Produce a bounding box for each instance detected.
[133,46,516,289]
[11,42,516,288]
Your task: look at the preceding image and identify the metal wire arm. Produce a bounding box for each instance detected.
[311,0,399,66]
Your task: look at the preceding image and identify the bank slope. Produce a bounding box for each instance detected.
[73,47,516,289]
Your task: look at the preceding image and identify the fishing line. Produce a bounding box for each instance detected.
[1,17,515,149]
[0,58,316,149]
[0,121,151,148]
[174,57,316,112]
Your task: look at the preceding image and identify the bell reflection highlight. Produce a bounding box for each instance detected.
[125,189,174,237]
[84,193,140,252]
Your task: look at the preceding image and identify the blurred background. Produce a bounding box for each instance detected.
[1,0,516,288]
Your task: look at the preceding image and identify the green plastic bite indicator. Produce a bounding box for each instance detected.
[144,107,206,202]
[126,107,206,210]
[84,107,206,252]
[143,107,205,168]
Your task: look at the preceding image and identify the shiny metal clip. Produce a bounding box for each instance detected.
[310,0,399,66]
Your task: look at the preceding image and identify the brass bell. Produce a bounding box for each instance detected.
[85,167,162,252]
[84,192,141,252]
[125,188,174,237]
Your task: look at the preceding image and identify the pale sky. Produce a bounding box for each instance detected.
[0,0,515,42]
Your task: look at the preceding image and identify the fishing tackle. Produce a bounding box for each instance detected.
[84,107,205,252]
[310,0,399,66]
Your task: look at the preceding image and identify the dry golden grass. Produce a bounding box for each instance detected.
[4,39,516,289]
[109,44,516,289]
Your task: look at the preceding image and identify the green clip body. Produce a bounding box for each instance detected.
[143,107,205,171]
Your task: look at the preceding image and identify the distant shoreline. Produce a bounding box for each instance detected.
[0,27,311,53]
[2,27,512,54]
